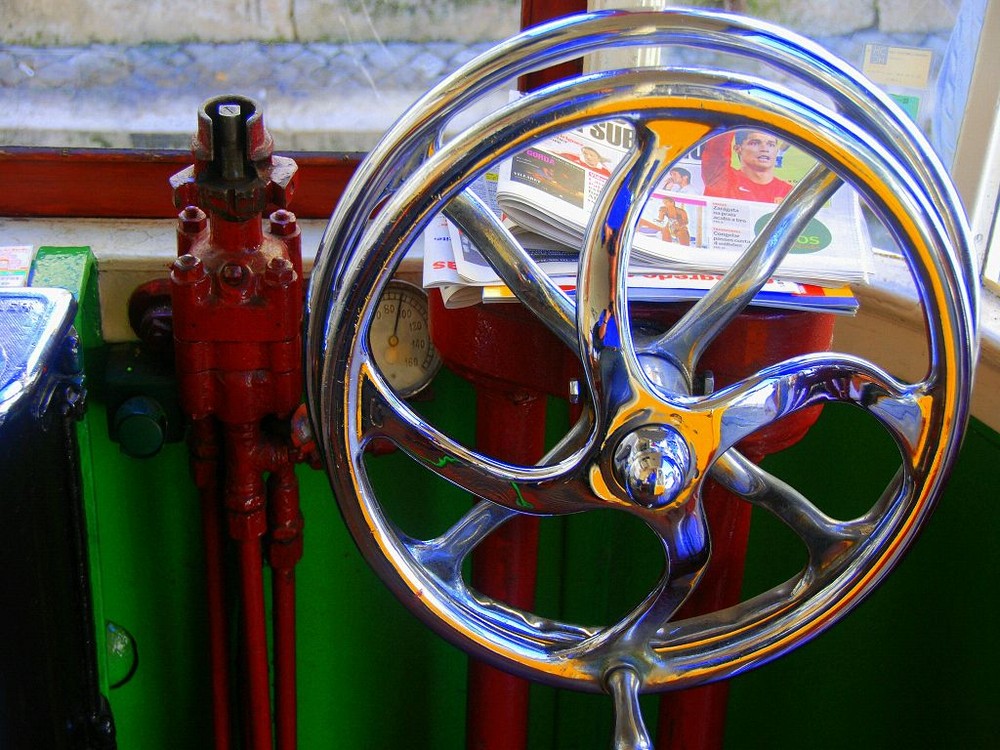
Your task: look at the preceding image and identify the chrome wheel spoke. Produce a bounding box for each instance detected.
[579,120,713,412]
[566,503,711,658]
[407,502,599,647]
[712,451,864,566]
[361,369,591,515]
[408,500,517,584]
[653,164,842,380]
[445,190,578,351]
[630,504,712,642]
[709,353,930,456]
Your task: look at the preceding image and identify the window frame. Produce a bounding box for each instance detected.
[950,0,1000,291]
[0,0,586,221]
[2,0,997,431]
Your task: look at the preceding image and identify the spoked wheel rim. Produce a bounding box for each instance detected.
[306,3,977,720]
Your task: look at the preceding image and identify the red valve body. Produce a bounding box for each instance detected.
[170,210,303,424]
[168,95,303,750]
[169,94,302,426]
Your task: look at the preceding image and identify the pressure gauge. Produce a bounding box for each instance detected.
[369,280,441,398]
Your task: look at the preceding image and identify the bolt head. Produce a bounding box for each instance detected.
[219,262,247,286]
[264,256,295,287]
[269,209,297,236]
[172,254,205,284]
[613,425,691,508]
[178,205,207,234]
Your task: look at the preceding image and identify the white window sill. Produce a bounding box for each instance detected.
[2,216,997,432]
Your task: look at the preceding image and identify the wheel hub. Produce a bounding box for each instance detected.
[613,425,692,508]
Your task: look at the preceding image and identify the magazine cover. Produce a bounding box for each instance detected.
[497,123,872,285]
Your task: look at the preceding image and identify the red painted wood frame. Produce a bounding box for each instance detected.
[0,148,360,219]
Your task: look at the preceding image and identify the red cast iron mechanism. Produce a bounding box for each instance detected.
[168,95,304,750]
[169,94,302,424]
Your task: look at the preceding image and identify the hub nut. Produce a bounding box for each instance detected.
[613,425,692,508]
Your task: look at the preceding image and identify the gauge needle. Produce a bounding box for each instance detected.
[389,298,402,348]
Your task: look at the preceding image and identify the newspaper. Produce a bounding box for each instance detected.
[424,123,867,314]
[480,273,859,314]
[423,210,858,314]
[495,122,872,286]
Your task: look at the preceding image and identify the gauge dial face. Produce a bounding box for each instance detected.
[369,281,441,398]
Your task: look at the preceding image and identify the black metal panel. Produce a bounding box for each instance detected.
[0,289,114,749]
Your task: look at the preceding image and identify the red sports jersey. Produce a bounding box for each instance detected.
[704,169,792,202]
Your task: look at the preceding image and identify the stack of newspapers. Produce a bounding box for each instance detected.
[422,120,871,315]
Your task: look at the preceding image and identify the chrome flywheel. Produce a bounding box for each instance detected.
[306,9,978,746]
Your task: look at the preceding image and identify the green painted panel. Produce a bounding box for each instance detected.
[725,408,1000,748]
[79,342,1000,748]
[82,401,212,747]
[85,369,480,748]
[31,246,103,350]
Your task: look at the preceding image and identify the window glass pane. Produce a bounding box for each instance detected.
[605,1,997,286]
[0,0,519,151]
[600,1,973,152]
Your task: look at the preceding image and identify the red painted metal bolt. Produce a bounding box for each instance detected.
[264,257,295,287]
[220,262,247,287]
[269,209,297,237]
[172,253,205,283]
[179,205,208,234]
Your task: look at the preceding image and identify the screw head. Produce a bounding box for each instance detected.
[568,378,581,404]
